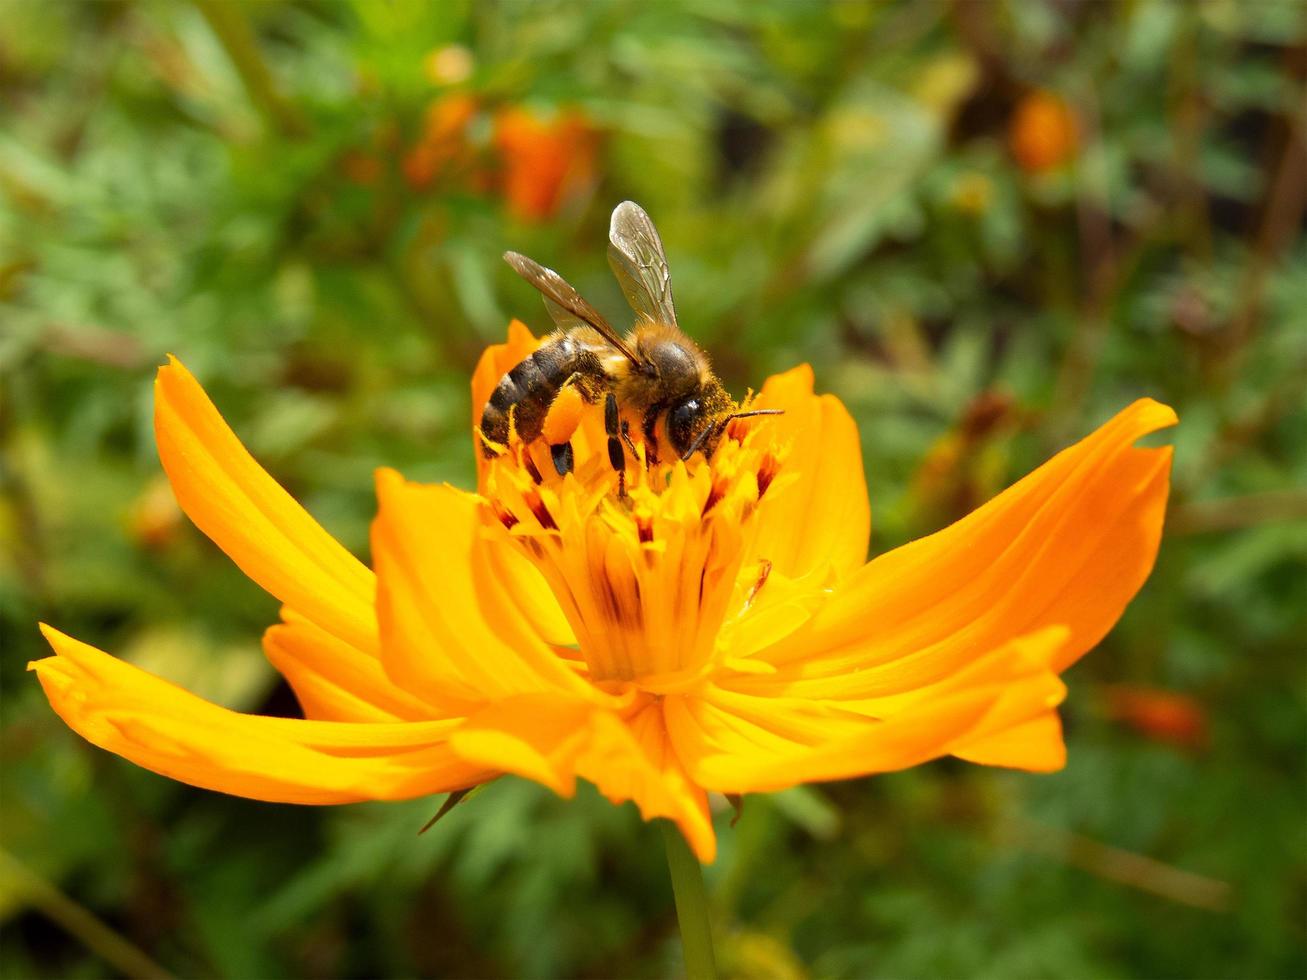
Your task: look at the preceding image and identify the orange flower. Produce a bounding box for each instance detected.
[403,92,480,191]
[31,332,1174,862]
[492,107,598,221]
[1009,90,1079,174]
[1105,684,1208,750]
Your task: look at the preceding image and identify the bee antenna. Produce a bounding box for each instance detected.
[725,409,784,421]
[680,409,785,461]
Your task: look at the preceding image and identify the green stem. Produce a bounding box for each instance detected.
[0,849,173,979]
[660,820,718,980]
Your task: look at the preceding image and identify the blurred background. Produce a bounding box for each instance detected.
[2,1,1305,977]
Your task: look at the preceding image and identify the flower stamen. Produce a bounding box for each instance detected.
[480,402,785,689]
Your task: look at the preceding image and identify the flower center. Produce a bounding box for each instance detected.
[480,411,783,691]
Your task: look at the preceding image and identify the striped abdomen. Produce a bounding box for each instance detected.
[479,334,604,453]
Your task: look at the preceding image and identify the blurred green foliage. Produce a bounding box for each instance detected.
[3,1,1306,977]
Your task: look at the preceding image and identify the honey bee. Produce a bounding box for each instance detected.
[480,201,780,476]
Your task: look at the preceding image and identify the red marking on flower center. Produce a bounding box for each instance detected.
[746,558,772,608]
[757,454,780,498]
[522,452,545,485]
[492,501,519,530]
[636,512,654,543]
[523,489,558,530]
[701,476,729,517]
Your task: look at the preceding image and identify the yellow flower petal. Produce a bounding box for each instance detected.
[733,399,1175,699]
[263,609,444,723]
[748,365,870,582]
[449,695,716,862]
[669,630,1067,793]
[155,357,377,656]
[32,626,492,803]
[371,469,596,708]
[952,712,1066,771]
[469,521,577,648]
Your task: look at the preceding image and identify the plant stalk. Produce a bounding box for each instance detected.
[0,849,173,979]
[193,0,308,138]
[660,820,718,980]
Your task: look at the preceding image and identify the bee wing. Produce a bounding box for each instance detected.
[503,251,641,364]
[607,201,678,328]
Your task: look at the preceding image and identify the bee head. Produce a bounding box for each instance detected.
[667,379,738,461]
[667,395,710,459]
[669,382,784,462]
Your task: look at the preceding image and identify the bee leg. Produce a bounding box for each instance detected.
[604,393,625,473]
[641,405,662,468]
[621,420,639,463]
[604,393,628,497]
[549,441,574,476]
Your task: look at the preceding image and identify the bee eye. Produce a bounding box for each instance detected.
[667,398,703,456]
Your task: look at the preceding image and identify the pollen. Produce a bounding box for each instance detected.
[541,383,586,445]
[480,404,786,691]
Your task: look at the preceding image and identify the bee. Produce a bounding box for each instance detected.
[480,201,780,477]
